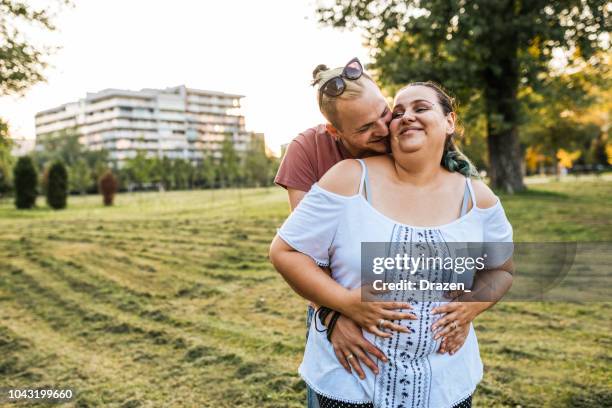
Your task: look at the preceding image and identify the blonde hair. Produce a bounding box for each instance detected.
[312,64,374,130]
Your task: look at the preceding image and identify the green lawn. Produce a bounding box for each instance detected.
[0,181,610,407]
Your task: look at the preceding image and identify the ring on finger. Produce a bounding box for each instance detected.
[377,319,387,331]
[346,353,355,361]
[451,321,458,330]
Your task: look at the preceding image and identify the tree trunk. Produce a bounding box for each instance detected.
[486,114,525,193]
[483,28,526,193]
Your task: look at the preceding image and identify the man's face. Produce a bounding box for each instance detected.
[334,80,392,157]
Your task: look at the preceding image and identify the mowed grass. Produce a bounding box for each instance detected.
[0,180,610,407]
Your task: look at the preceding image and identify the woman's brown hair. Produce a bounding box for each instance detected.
[399,81,479,178]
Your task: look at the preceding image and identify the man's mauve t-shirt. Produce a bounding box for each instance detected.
[275,125,354,192]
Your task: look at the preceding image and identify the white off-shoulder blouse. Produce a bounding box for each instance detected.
[277,163,513,408]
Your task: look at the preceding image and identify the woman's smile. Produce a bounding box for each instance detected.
[398,125,424,137]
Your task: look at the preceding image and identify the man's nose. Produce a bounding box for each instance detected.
[374,119,389,136]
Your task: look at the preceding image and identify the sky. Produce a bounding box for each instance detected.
[0,0,371,155]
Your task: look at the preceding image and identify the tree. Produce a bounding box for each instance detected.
[46,160,68,209]
[317,0,610,192]
[87,150,110,193]
[98,170,118,206]
[123,151,154,190]
[218,134,241,188]
[34,129,109,192]
[0,0,72,96]
[70,158,91,194]
[150,156,170,190]
[590,134,610,166]
[13,155,37,209]
[0,119,14,196]
[34,129,82,168]
[172,158,193,190]
[197,153,218,189]
[243,135,276,187]
[520,52,611,170]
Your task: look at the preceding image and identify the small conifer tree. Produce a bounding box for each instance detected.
[46,161,68,209]
[13,156,38,209]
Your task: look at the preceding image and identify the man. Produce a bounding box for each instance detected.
[275,59,392,408]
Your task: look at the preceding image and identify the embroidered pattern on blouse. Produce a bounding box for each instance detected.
[373,225,454,408]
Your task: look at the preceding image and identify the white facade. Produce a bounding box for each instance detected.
[35,85,251,165]
[9,137,35,157]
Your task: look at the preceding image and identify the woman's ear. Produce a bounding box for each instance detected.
[445,111,456,135]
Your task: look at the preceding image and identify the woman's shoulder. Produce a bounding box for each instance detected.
[470,179,499,209]
[317,159,363,197]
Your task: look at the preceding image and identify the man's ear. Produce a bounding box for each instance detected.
[326,123,341,140]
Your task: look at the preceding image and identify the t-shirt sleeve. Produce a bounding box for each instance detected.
[482,201,514,269]
[277,186,345,267]
[274,140,317,192]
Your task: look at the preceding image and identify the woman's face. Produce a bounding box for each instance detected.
[389,85,455,156]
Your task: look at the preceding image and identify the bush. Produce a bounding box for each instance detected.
[46,161,68,210]
[98,170,118,206]
[13,156,38,209]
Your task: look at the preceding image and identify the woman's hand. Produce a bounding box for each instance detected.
[430,301,488,354]
[339,287,417,338]
[431,262,514,354]
[437,321,470,355]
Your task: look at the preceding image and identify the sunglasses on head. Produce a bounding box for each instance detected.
[318,58,364,102]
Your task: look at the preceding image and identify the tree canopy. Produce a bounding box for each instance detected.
[0,0,72,96]
[317,0,610,191]
[0,119,13,194]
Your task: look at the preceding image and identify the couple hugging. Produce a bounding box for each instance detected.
[269,58,514,408]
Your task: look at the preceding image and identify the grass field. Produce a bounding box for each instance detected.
[0,180,611,407]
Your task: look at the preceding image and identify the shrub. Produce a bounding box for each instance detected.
[98,170,118,206]
[46,161,68,209]
[13,156,38,209]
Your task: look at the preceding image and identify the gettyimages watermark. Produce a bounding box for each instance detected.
[361,242,611,302]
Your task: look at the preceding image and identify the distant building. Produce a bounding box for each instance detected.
[35,85,254,166]
[10,136,35,157]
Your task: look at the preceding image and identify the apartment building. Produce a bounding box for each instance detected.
[35,85,252,165]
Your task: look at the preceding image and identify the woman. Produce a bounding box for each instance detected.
[269,80,513,408]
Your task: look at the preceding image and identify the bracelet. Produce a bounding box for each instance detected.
[318,306,333,326]
[314,306,333,333]
[326,311,341,342]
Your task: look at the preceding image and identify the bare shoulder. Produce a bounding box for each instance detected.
[318,159,363,196]
[363,154,392,165]
[363,154,395,174]
[471,179,499,209]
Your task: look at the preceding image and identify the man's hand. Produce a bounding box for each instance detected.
[339,287,416,338]
[329,315,388,380]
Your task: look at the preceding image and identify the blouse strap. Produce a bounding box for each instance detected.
[460,179,470,217]
[356,159,366,194]
[355,159,372,204]
[465,177,476,207]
